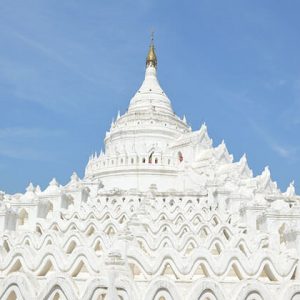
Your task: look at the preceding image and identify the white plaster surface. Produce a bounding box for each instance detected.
[0,45,300,300]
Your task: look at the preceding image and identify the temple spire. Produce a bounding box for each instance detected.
[146,32,157,68]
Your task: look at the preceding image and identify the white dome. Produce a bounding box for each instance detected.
[128,66,174,115]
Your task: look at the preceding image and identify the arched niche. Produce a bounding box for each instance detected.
[197,289,217,300]
[235,280,272,300]
[153,289,173,300]
[143,278,181,300]
[1,287,24,300]
[280,284,300,300]
[17,208,28,227]
[38,280,78,300]
[89,288,107,300]
[245,292,264,300]
[292,294,300,300]
[187,280,225,300]
[7,290,17,300]
[48,290,67,300]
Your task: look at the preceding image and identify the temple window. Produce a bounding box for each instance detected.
[142,158,146,163]
[18,209,28,226]
[223,229,230,240]
[178,151,183,162]
[148,152,154,163]
[155,158,158,164]
[131,158,134,164]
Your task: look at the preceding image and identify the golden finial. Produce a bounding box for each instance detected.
[146,31,157,68]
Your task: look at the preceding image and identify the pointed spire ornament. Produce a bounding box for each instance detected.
[26,182,35,193]
[285,180,296,197]
[146,32,157,68]
[264,165,270,175]
[71,171,79,183]
[21,182,37,201]
[200,122,207,132]
[35,185,41,194]
[239,153,247,163]
[49,178,59,187]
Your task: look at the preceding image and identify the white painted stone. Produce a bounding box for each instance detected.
[0,41,299,300]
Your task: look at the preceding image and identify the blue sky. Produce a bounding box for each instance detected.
[0,0,299,194]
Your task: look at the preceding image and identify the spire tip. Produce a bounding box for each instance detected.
[146,32,157,68]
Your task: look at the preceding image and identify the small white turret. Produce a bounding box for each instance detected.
[285,180,296,197]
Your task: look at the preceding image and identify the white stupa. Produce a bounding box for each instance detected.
[0,38,300,300]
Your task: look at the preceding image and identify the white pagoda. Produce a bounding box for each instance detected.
[0,39,300,300]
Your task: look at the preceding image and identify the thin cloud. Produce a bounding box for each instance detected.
[0,127,66,161]
[11,30,99,85]
[0,145,49,161]
[270,143,294,159]
[0,28,118,113]
[264,79,287,90]
[249,120,298,160]
[0,127,65,139]
[279,78,300,126]
[0,57,81,113]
